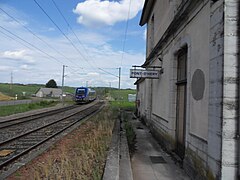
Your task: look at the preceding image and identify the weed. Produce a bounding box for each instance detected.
[10,105,115,179]
[110,101,135,111]
[123,114,136,155]
[14,171,21,177]
[9,95,137,179]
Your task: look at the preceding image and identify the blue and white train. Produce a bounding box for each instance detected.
[74,87,96,103]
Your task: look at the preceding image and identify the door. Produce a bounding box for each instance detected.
[176,47,187,159]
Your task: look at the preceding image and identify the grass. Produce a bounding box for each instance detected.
[0,101,57,117]
[124,121,136,154]
[7,89,137,179]
[110,101,135,112]
[108,90,137,156]
[0,83,42,99]
[0,83,75,99]
[108,89,136,148]
[108,89,136,101]
[10,105,115,180]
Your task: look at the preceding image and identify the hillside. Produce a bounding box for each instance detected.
[0,83,75,100]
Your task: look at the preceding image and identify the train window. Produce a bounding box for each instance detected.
[76,89,85,95]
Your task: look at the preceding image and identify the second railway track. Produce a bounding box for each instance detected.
[0,104,79,129]
[0,101,104,177]
[0,103,94,143]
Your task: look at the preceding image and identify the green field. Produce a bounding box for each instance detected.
[0,83,42,99]
[0,101,58,117]
[0,83,136,100]
[0,83,75,100]
[108,89,136,101]
[108,88,136,111]
[0,84,136,116]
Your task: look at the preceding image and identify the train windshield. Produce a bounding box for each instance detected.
[76,89,85,95]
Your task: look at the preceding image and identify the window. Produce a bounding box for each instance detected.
[76,89,85,95]
[177,47,187,83]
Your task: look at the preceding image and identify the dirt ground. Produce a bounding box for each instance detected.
[0,93,13,101]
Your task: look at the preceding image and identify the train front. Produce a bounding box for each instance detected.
[75,87,88,103]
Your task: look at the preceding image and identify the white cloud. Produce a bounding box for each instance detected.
[0,29,144,88]
[73,0,144,26]
[87,72,100,76]
[1,49,35,63]
[70,31,110,46]
[0,5,28,29]
[0,2,145,89]
[2,49,26,59]
[20,64,31,70]
[0,65,12,71]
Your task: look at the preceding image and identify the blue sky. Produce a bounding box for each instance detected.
[0,0,146,89]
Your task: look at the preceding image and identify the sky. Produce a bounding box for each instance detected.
[0,0,146,89]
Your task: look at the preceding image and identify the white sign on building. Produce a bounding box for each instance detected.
[130,69,159,79]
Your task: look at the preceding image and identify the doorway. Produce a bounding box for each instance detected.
[176,47,187,159]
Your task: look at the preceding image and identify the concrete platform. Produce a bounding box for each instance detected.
[131,118,190,180]
[103,113,190,180]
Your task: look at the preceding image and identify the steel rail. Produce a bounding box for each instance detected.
[0,105,79,129]
[0,102,104,170]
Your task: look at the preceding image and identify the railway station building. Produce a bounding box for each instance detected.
[136,0,239,179]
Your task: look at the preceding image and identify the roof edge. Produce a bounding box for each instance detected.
[139,0,156,26]
[142,0,200,66]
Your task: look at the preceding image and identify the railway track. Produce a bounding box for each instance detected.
[0,104,88,143]
[0,104,79,129]
[0,101,104,175]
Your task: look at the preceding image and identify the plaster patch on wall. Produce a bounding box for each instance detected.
[191,69,205,101]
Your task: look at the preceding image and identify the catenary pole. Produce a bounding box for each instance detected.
[61,65,67,105]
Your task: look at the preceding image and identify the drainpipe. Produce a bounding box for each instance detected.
[238,39,240,179]
[238,1,240,178]
[150,78,153,123]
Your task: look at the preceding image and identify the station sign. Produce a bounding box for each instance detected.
[130,69,159,79]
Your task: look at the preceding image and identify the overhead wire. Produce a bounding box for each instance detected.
[0,27,70,81]
[0,26,86,81]
[0,25,65,65]
[1,0,121,84]
[0,6,90,85]
[0,29,34,50]
[0,26,87,78]
[51,0,121,79]
[0,7,84,71]
[120,0,132,66]
[51,0,117,77]
[0,26,68,84]
[51,0,90,59]
[33,0,97,71]
[98,68,119,78]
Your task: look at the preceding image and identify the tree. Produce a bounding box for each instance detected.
[45,79,58,88]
